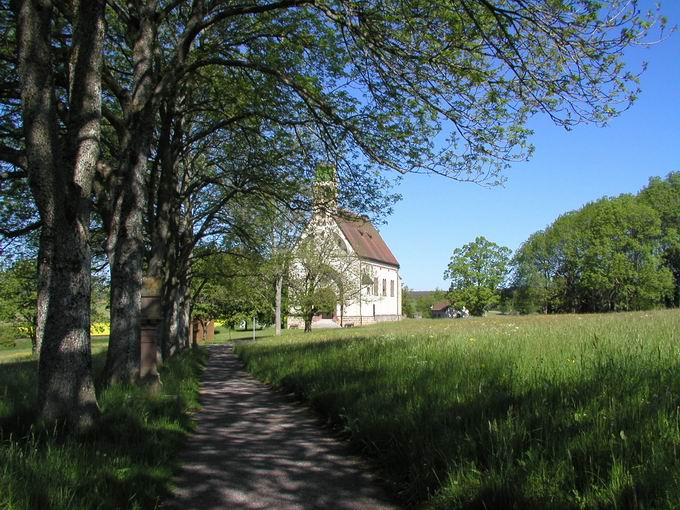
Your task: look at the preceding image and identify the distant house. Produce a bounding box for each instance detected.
[431,301,455,318]
[288,177,402,329]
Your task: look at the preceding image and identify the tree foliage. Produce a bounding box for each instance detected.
[191,250,274,328]
[512,193,675,313]
[0,258,36,349]
[288,223,363,331]
[401,285,417,317]
[638,172,680,306]
[444,236,511,315]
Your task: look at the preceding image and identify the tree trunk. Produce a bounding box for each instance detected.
[148,94,178,278]
[106,243,142,383]
[16,0,105,430]
[304,310,312,332]
[105,136,147,383]
[103,3,158,385]
[151,94,182,360]
[160,271,180,360]
[34,238,50,355]
[178,270,192,350]
[275,273,283,336]
[38,222,98,430]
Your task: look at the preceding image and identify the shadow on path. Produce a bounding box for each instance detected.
[166,344,398,510]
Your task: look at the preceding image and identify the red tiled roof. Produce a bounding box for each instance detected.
[431,301,451,312]
[335,213,400,268]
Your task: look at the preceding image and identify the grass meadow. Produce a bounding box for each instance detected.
[0,344,205,509]
[236,310,680,509]
[0,335,110,364]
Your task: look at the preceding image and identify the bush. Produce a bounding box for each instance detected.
[0,323,17,349]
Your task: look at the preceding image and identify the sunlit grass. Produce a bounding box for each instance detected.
[211,324,278,344]
[237,310,680,509]
[0,336,110,364]
[0,346,205,510]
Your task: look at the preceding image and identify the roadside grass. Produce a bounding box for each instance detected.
[0,345,206,510]
[0,336,110,364]
[237,310,680,509]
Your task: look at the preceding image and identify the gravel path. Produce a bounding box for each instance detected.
[167,344,398,510]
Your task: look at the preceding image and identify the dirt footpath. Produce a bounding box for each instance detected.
[167,344,398,510]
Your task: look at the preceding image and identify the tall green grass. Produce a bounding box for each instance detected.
[237,311,680,509]
[0,348,205,510]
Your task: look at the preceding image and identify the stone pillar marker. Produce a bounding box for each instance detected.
[141,277,162,389]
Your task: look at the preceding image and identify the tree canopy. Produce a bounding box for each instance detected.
[512,184,677,314]
[444,236,512,315]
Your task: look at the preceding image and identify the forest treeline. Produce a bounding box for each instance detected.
[511,172,680,314]
[403,172,680,318]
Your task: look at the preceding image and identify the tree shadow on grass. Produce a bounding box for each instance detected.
[0,348,204,510]
[0,357,39,435]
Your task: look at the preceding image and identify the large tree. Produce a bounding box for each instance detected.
[639,172,680,306]
[14,0,105,429]
[444,236,512,315]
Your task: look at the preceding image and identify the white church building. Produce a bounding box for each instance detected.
[287,202,403,329]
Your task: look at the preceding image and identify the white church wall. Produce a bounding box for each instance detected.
[288,211,402,328]
[338,260,401,323]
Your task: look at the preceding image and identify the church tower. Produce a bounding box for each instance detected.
[313,163,338,214]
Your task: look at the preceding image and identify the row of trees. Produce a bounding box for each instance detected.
[442,172,680,316]
[0,0,661,429]
[513,172,680,314]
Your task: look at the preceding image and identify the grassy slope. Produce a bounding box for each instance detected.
[0,346,206,510]
[237,311,680,509]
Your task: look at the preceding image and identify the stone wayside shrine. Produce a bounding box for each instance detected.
[140,277,162,389]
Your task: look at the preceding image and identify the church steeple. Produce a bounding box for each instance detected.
[313,163,338,213]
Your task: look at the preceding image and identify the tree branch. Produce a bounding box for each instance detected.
[0,220,41,238]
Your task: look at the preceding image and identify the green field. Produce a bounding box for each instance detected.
[0,336,110,364]
[236,310,680,509]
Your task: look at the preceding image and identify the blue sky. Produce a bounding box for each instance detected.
[381,2,680,291]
